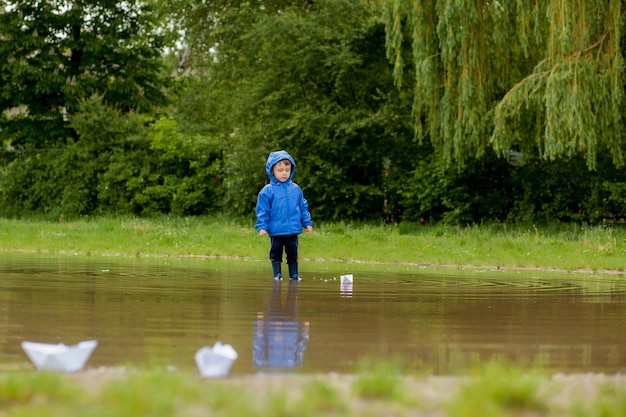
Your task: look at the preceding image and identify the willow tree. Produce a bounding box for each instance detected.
[383,0,625,169]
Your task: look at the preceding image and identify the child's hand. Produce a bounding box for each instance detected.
[305,226,313,233]
[259,230,267,236]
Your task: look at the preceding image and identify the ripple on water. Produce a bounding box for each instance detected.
[1,254,625,374]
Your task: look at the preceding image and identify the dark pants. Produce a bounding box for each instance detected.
[269,234,298,264]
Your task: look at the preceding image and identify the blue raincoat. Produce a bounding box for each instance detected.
[255,150,313,236]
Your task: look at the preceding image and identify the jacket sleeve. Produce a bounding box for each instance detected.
[300,191,313,227]
[255,186,272,232]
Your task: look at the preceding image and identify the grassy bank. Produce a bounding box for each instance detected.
[2,361,626,417]
[0,216,625,274]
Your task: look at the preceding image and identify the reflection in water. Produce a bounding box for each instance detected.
[2,254,626,374]
[253,282,309,370]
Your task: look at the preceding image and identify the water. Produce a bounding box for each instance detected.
[2,253,625,375]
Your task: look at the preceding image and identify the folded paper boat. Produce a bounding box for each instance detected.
[195,341,238,378]
[21,340,98,372]
[340,274,353,298]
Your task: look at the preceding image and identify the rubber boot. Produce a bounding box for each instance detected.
[288,262,301,281]
[272,262,283,281]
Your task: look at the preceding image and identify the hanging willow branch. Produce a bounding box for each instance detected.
[383,0,626,169]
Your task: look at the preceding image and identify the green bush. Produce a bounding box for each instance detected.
[0,99,224,218]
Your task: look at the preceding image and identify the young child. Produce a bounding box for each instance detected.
[255,150,313,281]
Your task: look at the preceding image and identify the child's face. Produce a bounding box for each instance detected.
[272,161,291,182]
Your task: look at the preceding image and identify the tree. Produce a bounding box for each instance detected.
[0,0,168,148]
[202,0,417,220]
[0,97,224,218]
[383,0,626,169]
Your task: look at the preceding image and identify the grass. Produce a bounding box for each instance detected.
[351,357,405,401]
[0,216,625,274]
[1,362,626,417]
[447,360,548,417]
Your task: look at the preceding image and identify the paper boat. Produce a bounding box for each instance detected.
[340,274,353,285]
[21,340,98,372]
[195,341,238,378]
[340,274,353,298]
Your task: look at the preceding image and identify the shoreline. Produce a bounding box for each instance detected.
[3,247,625,277]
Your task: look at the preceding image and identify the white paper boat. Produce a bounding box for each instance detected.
[340,274,353,285]
[340,274,353,298]
[195,341,238,378]
[21,340,98,372]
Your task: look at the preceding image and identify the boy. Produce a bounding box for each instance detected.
[255,150,313,281]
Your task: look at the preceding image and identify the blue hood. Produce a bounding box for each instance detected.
[266,150,296,183]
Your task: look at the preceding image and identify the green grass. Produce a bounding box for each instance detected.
[1,363,626,417]
[0,216,625,274]
[351,357,405,401]
[447,360,548,417]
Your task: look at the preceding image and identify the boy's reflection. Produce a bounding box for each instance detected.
[253,281,310,369]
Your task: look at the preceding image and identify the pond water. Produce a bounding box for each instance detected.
[1,253,625,375]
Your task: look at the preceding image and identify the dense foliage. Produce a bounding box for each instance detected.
[1,0,626,224]
[0,100,222,217]
[384,0,625,169]
[0,0,168,148]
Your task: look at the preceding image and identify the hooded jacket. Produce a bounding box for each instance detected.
[255,150,313,236]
